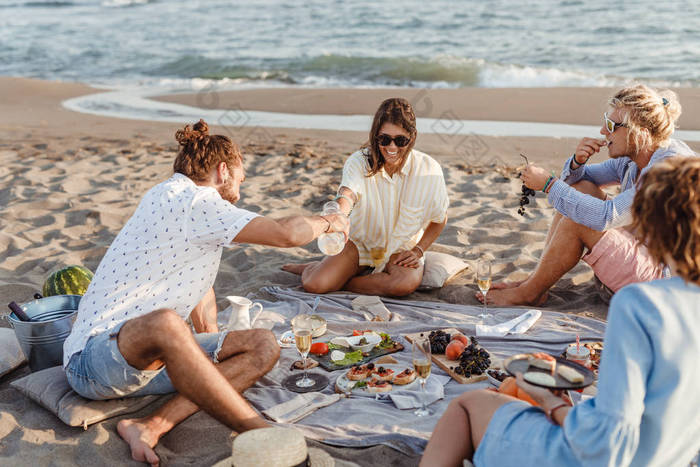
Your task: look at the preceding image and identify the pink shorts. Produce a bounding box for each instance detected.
[582,228,664,292]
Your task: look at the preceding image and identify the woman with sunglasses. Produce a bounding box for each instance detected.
[283,97,448,297]
[482,84,697,307]
[422,156,700,467]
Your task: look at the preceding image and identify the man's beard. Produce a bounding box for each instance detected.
[218,177,239,204]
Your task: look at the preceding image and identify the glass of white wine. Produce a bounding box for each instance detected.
[412,336,432,417]
[370,247,386,268]
[294,324,314,388]
[477,258,493,323]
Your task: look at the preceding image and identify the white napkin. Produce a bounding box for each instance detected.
[263,392,341,423]
[351,296,392,321]
[568,390,595,405]
[475,310,541,337]
[377,374,451,410]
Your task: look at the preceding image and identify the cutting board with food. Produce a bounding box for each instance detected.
[309,330,405,372]
[404,328,491,384]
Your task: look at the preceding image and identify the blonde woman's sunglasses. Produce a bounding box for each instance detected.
[604,112,628,134]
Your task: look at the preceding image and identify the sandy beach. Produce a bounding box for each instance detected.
[2,77,700,466]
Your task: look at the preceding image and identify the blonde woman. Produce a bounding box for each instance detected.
[283,98,448,296]
[423,156,700,467]
[483,84,697,306]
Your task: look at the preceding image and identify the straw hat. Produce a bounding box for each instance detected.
[212,427,334,467]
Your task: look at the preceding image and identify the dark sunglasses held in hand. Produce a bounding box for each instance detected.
[377,134,411,147]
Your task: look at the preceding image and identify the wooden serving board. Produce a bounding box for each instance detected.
[404,328,489,385]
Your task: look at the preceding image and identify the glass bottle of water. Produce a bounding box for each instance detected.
[317,201,346,256]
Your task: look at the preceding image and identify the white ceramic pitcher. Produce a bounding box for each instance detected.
[225,296,263,330]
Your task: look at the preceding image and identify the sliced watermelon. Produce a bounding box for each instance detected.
[42,265,94,297]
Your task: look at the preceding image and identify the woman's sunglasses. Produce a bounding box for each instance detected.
[377,134,411,147]
[604,112,627,134]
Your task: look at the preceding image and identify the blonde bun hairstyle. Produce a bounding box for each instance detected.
[609,84,682,155]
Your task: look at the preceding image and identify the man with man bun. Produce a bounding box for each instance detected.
[62,120,349,466]
[481,84,697,306]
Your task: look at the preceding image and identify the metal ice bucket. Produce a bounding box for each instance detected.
[7,295,80,372]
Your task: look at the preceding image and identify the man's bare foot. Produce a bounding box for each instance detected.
[281,263,314,275]
[476,286,548,307]
[117,419,161,467]
[490,280,525,290]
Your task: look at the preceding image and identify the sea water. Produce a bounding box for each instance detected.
[2,0,700,91]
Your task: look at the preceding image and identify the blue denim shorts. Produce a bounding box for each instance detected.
[65,321,228,400]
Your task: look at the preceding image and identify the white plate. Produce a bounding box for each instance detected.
[291,314,327,338]
[335,363,419,397]
[486,369,509,387]
[346,334,382,352]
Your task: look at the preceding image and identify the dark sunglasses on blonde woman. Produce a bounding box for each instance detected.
[378,134,411,147]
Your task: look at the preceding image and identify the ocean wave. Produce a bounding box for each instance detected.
[296,54,481,87]
[0,0,151,7]
[102,0,153,7]
[160,53,623,89]
[150,56,297,84]
[476,61,620,87]
[0,1,77,7]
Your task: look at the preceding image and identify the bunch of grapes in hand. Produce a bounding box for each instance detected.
[517,153,536,216]
[518,184,536,216]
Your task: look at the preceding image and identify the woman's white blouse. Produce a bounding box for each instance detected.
[340,149,448,271]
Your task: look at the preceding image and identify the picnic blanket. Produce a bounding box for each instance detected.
[234,287,607,456]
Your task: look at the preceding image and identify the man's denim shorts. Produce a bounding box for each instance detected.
[65,321,228,400]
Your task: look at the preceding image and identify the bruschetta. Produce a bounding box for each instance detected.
[393,368,416,385]
[347,364,370,381]
[366,379,393,393]
[372,366,395,382]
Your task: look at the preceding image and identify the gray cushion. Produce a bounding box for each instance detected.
[0,327,26,377]
[419,251,468,290]
[11,365,161,428]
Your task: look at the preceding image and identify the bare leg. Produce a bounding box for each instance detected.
[282,241,363,294]
[115,310,279,466]
[284,245,423,296]
[281,262,315,275]
[420,390,517,467]
[486,180,608,295]
[490,280,526,290]
[345,252,424,297]
[481,216,604,306]
[541,177,606,247]
[491,211,566,293]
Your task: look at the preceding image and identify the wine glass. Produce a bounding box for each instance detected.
[370,247,386,268]
[294,323,314,388]
[476,258,493,322]
[412,337,432,417]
